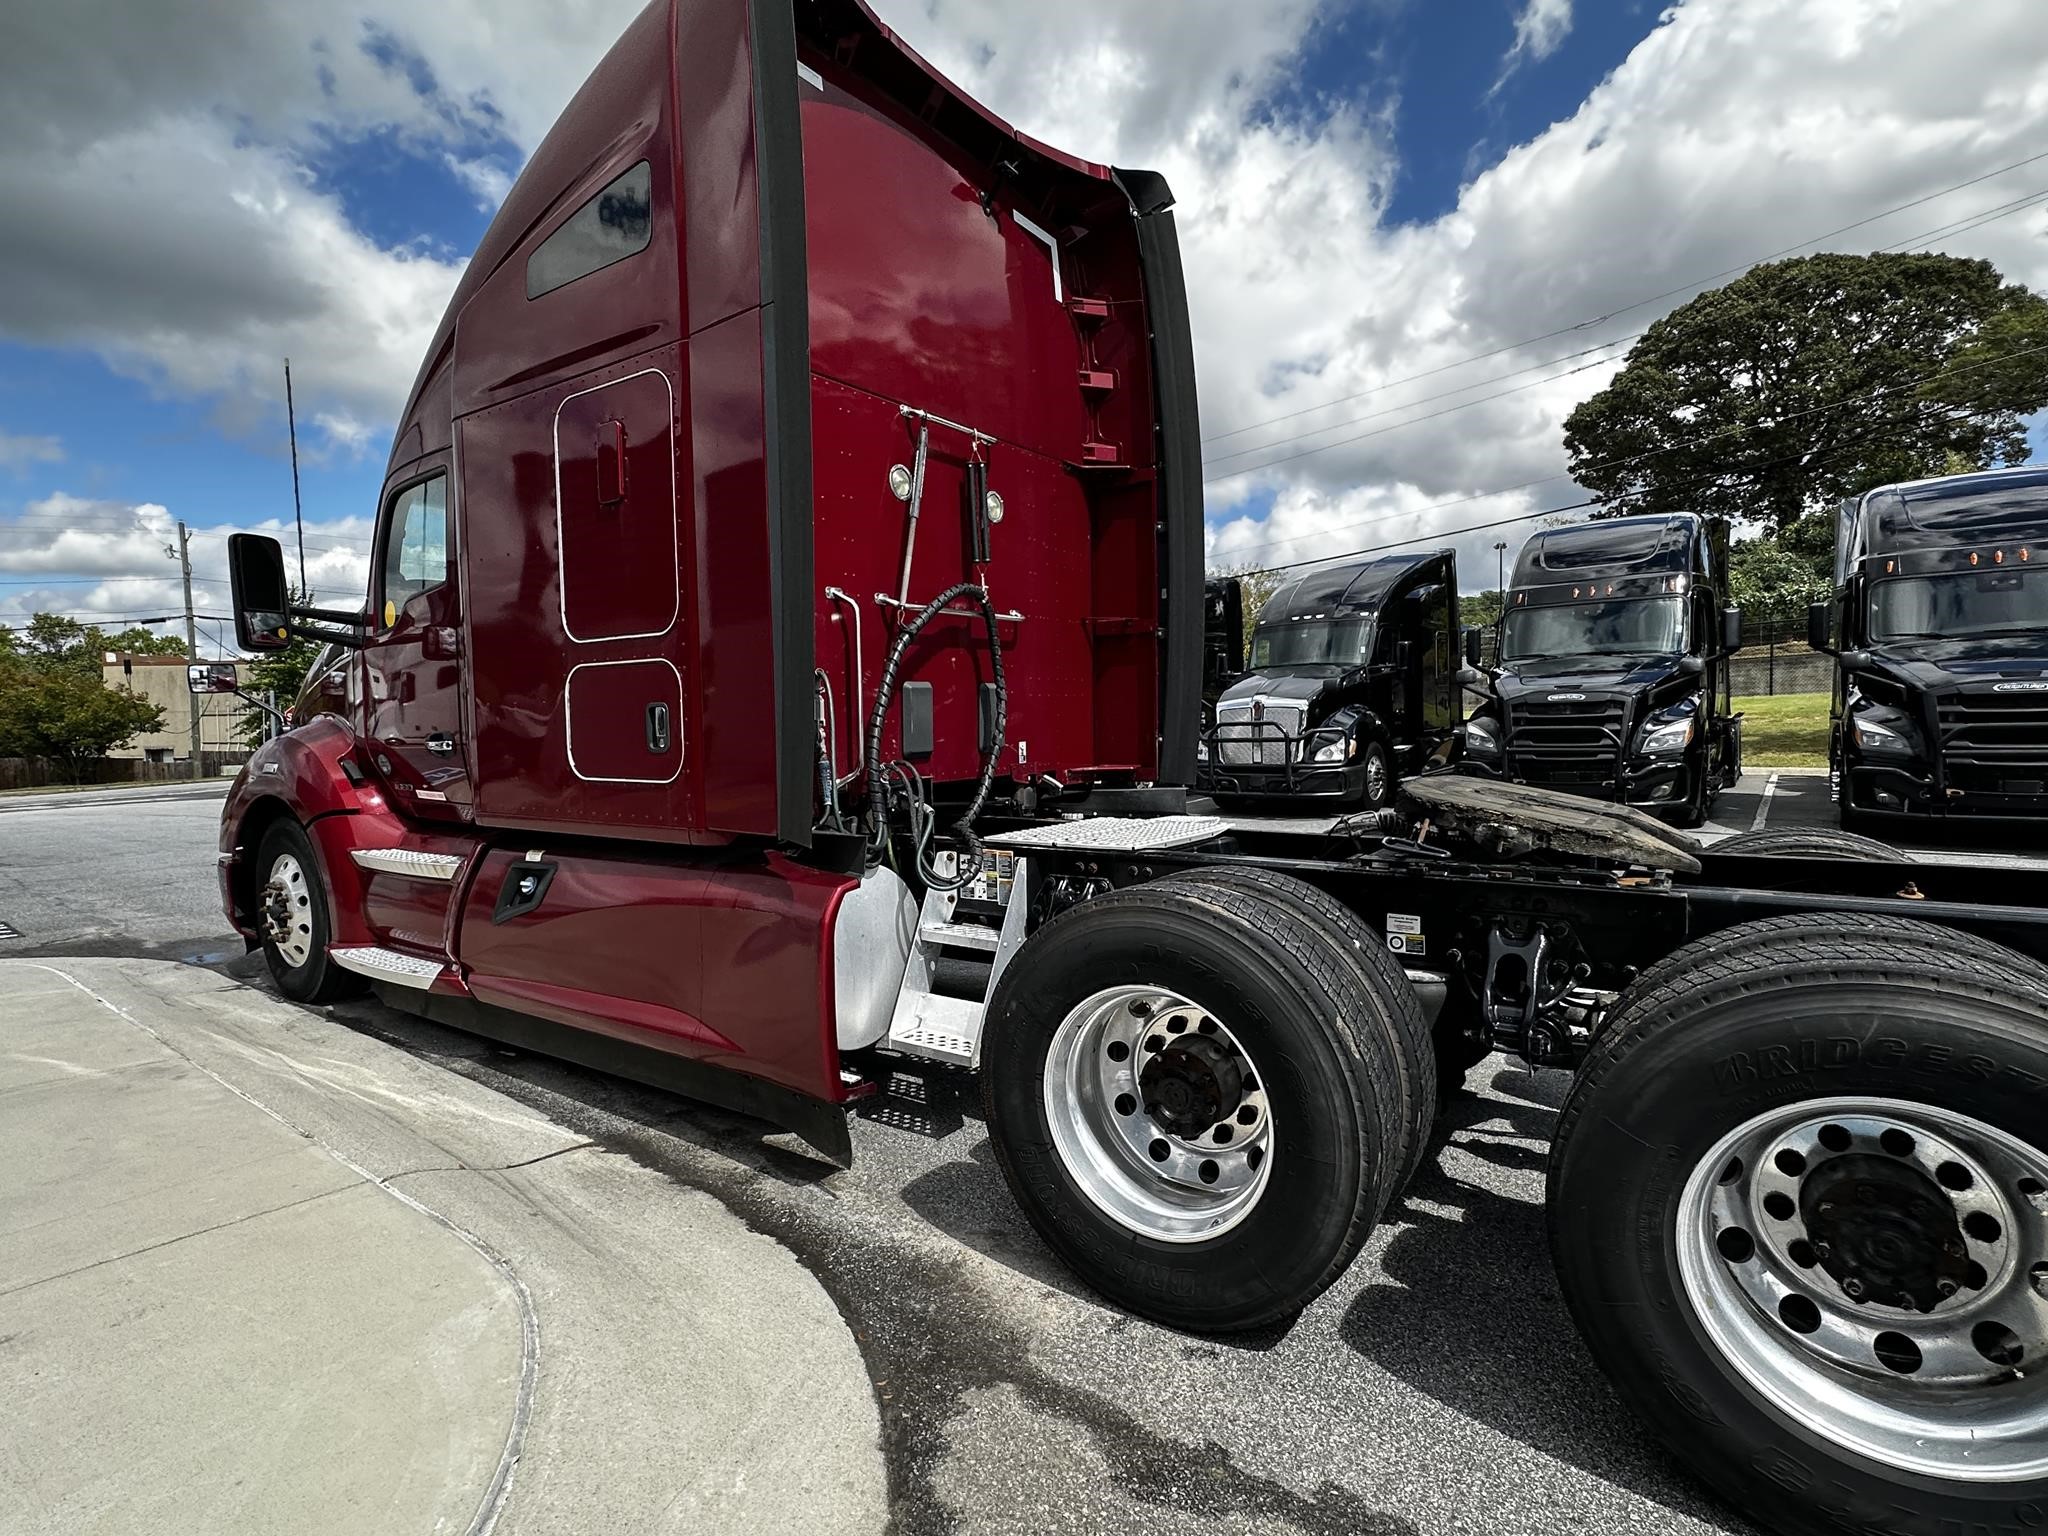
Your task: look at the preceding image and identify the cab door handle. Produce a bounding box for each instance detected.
[646,703,671,754]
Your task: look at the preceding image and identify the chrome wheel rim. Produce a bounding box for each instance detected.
[260,852,316,970]
[1043,985,1275,1243]
[1677,1096,2048,1480]
[1364,749,1389,804]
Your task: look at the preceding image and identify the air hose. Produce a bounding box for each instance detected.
[863,581,1008,891]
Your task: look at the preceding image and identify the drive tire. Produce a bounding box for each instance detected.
[1711,826,1911,861]
[1155,865,1438,1195]
[1549,932,2048,1536]
[254,819,355,1004]
[981,879,1405,1332]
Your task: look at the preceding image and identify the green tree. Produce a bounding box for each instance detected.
[0,651,165,780]
[1460,589,1505,632]
[1563,253,2048,533]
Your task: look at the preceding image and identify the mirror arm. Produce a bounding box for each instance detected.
[288,623,371,650]
[233,690,289,728]
[291,604,369,627]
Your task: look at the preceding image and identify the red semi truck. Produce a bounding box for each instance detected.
[215,6,2048,1533]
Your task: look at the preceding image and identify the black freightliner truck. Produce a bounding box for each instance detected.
[1464,513,1742,827]
[1199,550,1467,811]
[1809,465,2048,828]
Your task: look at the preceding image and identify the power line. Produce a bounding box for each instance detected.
[1214,340,2048,567]
[1204,181,2048,484]
[1199,146,2048,448]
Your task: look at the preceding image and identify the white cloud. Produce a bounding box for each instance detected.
[0,432,63,472]
[886,0,2048,576]
[5,0,2048,589]
[0,492,374,644]
[1498,0,1574,87]
[0,0,645,451]
[445,153,515,210]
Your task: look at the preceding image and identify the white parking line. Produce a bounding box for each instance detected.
[1750,772,1780,832]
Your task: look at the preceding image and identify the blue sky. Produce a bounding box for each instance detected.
[3,0,2046,642]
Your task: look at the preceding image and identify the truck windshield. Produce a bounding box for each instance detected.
[1501,596,1685,661]
[1249,617,1373,669]
[1870,568,2048,641]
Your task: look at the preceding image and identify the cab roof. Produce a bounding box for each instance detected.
[1513,513,1702,584]
[1258,549,1450,626]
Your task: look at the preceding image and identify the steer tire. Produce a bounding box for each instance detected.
[1548,931,2048,1536]
[1154,864,1437,1196]
[981,879,1405,1332]
[1710,826,1912,861]
[254,820,355,1004]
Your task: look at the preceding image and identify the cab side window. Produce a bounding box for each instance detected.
[379,475,448,628]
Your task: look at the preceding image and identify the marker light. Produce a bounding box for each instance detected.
[1996,549,2006,565]
[1970,551,1981,566]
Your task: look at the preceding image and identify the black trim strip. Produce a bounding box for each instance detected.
[1114,167,1204,788]
[751,0,816,847]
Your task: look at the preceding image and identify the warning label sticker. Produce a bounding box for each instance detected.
[1387,933,1426,957]
[1386,913,1422,937]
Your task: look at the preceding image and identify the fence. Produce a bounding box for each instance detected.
[0,752,249,791]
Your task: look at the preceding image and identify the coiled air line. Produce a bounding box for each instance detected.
[863,581,1008,892]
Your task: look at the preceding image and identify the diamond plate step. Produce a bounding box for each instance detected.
[328,945,448,990]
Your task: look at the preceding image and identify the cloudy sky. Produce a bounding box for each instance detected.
[2,0,2046,647]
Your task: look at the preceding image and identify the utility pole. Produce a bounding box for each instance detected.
[178,520,203,779]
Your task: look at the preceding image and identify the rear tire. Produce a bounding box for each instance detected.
[1712,826,1911,861]
[1156,865,1437,1195]
[254,820,354,1004]
[1550,932,2048,1536]
[981,879,1406,1331]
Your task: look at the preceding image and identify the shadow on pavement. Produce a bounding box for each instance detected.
[1340,1067,1757,1535]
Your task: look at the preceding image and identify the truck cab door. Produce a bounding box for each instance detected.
[361,467,472,822]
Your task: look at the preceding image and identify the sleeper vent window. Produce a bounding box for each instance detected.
[525,161,653,299]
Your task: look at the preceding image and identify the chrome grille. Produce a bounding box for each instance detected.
[1213,698,1306,767]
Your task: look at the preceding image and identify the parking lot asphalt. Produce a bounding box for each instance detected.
[3,769,2045,1533]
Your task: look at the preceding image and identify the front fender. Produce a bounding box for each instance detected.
[218,718,389,946]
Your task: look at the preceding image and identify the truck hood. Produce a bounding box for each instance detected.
[1493,653,1689,701]
[1217,667,1354,709]
[1863,635,2048,690]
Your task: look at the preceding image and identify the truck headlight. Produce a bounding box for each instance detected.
[1848,705,1916,753]
[1464,716,1500,758]
[1639,716,1695,755]
[1312,735,1351,764]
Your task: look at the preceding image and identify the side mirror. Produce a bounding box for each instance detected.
[1678,654,1707,677]
[228,533,293,653]
[1806,601,1832,654]
[187,662,239,695]
[1202,578,1245,694]
[1395,639,1414,670]
[1461,626,1482,667]
[1721,606,1742,654]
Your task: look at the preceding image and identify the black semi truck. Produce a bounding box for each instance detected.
[1464,512,1742,827]
[1810,465,2048,828]
[1199,550,1467,810]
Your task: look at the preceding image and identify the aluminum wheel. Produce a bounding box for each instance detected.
[1363,746,1390,805]
[1677,1096,2048,1480]
[259,851,316,970]
[1043,985,1275,1243]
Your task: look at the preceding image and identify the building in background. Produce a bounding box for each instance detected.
[99,652,246,763]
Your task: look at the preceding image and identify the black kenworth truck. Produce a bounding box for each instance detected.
[1199,550,1467,810]
[1810,465,2048,828]
[1464,513,1742,827]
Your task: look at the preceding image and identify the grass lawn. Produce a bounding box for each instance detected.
[1736,692,1830,768]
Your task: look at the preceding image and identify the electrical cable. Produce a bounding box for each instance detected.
[862,581,1008,892]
